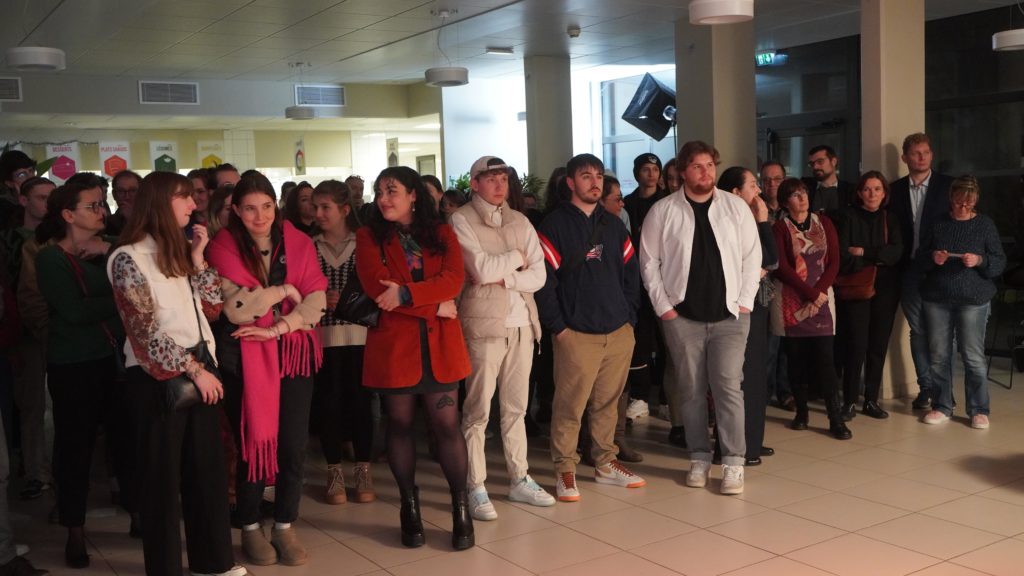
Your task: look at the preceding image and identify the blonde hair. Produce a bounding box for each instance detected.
[949,175,980,212]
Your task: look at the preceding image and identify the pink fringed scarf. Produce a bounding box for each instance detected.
[207,221,327,481]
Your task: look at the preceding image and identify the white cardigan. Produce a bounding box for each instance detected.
[639,187,762,319]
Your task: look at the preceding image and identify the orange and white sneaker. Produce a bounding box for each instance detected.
[595,460,646,488]
[556,472,581,502]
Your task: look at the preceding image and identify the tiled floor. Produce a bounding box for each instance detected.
[10,365,1024,575]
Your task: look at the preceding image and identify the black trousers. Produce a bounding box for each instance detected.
[316,345,373,463]
[837,269,901,404]
[224,368,315,526]
[784,336,841,418]
[48,357,136,527]
[128,367,234,576]
[527,329,554,416]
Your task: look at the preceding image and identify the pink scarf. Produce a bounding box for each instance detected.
[207,221,327,481]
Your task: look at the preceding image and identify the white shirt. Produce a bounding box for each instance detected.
[639,187,762,318]
[909,170,932,254]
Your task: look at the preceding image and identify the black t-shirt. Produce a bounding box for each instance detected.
[675,195,729,322]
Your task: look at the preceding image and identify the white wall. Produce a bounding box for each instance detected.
[440,77,528,184]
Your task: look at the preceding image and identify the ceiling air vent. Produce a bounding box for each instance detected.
[295,84,345,107]
[139,81,199,105]
[0,77,22,102]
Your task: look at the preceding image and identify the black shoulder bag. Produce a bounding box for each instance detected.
[334,244,387,328]
[164,280,221,412]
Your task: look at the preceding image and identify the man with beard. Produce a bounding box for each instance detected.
[640,141,761,495]
[802,145,854,220]
[535,153,644,502]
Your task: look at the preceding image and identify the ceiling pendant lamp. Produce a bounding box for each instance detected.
[689,0,754,25]
[6,46,66,71]
[425,8,468,87]
[993,28,1024,51]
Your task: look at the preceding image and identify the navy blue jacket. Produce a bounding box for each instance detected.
[889,171,954,268]
[535,202,640,335]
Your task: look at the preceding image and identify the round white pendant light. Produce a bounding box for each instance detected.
[6,46,66,71]
[425,66,468,87]
[993,28,1024,51]
[689,0,754,25]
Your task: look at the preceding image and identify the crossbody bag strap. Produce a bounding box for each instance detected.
[62,248,118,350]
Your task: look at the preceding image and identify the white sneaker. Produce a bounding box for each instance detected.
[923,410,950,425]
[971,414,990,429]
[686,460,711,488]
[720,465,744,495]
[595,460,646,488]
[469,486,498,521]
[509,475,556,507]
[626,399,650,420]
[191,565,250,576]
[556,472,581,502]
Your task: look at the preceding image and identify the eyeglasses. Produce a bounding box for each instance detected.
[807,158,830,168]
[763,176,784,183]
[12,168,35,181]
[114,187,138,196]
[952,201,976,209]
[78,201,109,213]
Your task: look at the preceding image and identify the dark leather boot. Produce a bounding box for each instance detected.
[826,396,853,440]
[862,400,889,419]
[450,489,475,551]
[399,487,425,548]
[790,410,809,431]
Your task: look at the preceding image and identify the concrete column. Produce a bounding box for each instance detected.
[861,0,925,400]
[861,0,925,180]
[674,19,756,168]
[524,56,573,184]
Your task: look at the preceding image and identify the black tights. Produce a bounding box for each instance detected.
[384,391,467,492]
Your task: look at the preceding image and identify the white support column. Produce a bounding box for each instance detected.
[524,55,573,185]
[674,18,757,167]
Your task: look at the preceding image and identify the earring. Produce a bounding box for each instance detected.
[412,205,416,213]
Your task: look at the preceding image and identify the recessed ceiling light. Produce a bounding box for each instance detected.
[485,47,514,56]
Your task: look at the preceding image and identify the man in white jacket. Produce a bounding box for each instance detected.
[639,141,761,495]
[451,156,556,521]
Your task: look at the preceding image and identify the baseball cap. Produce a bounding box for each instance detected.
[470,156,509,179]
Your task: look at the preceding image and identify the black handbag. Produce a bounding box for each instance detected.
[164,281,221,412]
[333,245,385,328]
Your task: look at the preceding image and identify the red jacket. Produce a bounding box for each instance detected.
[355,224,470,389]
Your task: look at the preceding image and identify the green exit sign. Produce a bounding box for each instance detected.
[756,51,775,66]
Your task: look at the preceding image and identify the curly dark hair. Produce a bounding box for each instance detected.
[368,166,446,255]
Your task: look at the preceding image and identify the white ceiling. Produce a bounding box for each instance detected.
[0,0,1018,131]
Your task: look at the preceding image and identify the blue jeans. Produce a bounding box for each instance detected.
[902,270,934,396]
[923,301,990,417]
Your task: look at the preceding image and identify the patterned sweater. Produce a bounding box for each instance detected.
[314,232,367,347]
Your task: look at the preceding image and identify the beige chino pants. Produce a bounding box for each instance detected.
[550,324,634,474]
[462,325,535,489]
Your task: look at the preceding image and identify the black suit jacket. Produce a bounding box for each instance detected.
[801,177,854,222]
[889,171,953,268]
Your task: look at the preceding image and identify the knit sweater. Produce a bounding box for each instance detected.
[314,232,367,347]
[917,213,1005,306]
[36,245,124,364]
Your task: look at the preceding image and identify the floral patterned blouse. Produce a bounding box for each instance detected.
[110,251,222,380]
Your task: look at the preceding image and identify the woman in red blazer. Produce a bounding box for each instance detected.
[355,166,473,551]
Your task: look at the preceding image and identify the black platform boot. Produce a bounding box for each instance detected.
[399,487,425,548]
[826,397,853,440]
[450,489,475,551]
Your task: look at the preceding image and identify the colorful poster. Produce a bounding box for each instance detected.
[45,142,80,184]
[150,140,178,173]
[386,138,399,167]
[98,141,131,178]
[197,141,224,168]
[294,137,305,176]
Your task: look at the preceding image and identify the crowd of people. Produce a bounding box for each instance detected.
[0,131,1008,574]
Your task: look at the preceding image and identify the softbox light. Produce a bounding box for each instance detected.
[621,73,677,141]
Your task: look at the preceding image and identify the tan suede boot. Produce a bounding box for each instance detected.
[271,526,308,566]
[241,526,278,566]
[326,464,347,505]
[353,462,376,503]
